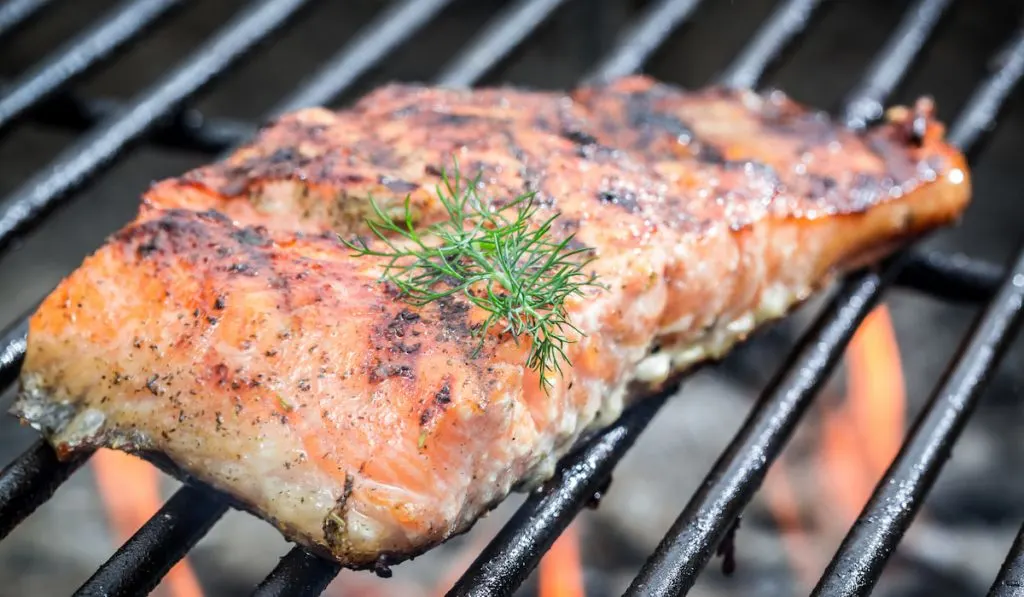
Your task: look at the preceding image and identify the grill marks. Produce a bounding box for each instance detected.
[13,74,972,571]
[155,77,959,255]
[369,309,423,384]
[419,378,452,428]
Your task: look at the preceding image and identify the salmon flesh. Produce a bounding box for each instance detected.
[11,77,971,568]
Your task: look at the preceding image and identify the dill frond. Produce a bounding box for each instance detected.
[341,160,603,391]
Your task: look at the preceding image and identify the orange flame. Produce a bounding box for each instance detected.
[844,304,906,476]
[821,304,906,522]
[539,523,585,597]
[92,449,204,597]
[763,462,818,588]
[763,304,907,588]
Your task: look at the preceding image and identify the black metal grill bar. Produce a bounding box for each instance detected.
[841,0,952,129]
[269,0,454,114]
[0,440,89,541]
[7,0,461,154]
[13,86,256,153]
[0,0,312,256]
[435,0,568,87]
[811,248,1024,596]
[584,0,704,84]
[0,0,182,133]
[446,1,824,595]
[899,249,1004,303]
[948,28,1024,151]
[987,522,1024,597]
[716,0,824,89]
[0,0,54,40]
[251,545,342,597]
[0,315,29,392]
[73,484,228,597]
[446,393,671,597]
[626,7,1019,596]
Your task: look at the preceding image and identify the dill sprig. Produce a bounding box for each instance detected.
[341,161,603,391]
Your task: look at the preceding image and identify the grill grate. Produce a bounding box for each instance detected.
[0,1,1019,596]
[0,0,53,41]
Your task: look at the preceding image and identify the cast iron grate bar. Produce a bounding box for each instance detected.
[435,0,569,87]
[0,0,313,256]
[841,0,952,129]
[627,13,1024,597]
[447,0,823,594]
[270,0,455,114]
[0,0,54,40]
[898,250,1004,303]
[716,0,825,89]
[252,548,342,597]
[988,522,1024,597]
[7,0,461,152]
[812,246,1024,596]
[626,0,958,590]
[445,393,672,597]
[948,28,1024,151]
[6,83,256,153]
[0,440,89,541]
[74,484,228,597]
[0,0,183,133]
[584,0,703,84]
[0,313,29,392]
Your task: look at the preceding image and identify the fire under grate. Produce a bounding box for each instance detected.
[0,0,1022,596]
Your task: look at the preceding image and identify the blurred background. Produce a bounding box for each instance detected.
[0,0,1023,595]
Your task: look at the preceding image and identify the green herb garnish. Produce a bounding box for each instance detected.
[342,160,603,391]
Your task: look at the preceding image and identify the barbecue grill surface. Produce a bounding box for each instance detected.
[0,1,1023,596]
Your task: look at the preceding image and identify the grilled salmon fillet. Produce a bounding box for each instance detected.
[12,76,970,569]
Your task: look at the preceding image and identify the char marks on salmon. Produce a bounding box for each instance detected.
[12,76,970,568]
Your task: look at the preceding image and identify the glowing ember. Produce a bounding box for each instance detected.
[92,449,204,597]
[539,523,585,597]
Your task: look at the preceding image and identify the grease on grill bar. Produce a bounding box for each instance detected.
[0,1,1020,597]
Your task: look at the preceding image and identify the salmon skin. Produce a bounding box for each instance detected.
[12,76,970,569]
